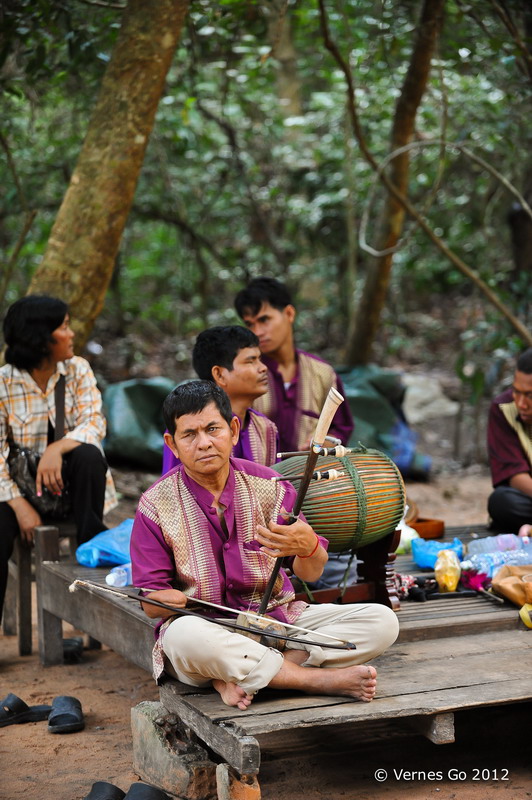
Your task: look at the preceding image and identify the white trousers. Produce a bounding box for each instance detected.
[162,602,399,695]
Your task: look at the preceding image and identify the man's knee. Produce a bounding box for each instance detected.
[163,616,212,662]
[373,604,400,651]
[488,485,532,530]
[66,443,106,470]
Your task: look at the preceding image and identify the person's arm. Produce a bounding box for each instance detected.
[36,438,81,494]
[140,588,188,619]
[509,472,532,497]
[7,496,42,544]
[487,398,531,487]
[255,516,328,583]
[62,358,107,447]
[0,381,42,541]
[130,504,186,619]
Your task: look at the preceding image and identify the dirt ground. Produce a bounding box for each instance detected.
[1,467,530,800]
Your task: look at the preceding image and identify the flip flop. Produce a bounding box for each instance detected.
[83,782,126,800]
[0,693,52,727]
[47,695,85,734]
[123,783,171,800]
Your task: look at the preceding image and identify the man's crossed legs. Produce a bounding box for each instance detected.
[162,602,399,710]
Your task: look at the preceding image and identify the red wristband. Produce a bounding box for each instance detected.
[299,534,320,559]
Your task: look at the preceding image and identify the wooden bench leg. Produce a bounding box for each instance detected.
[2,539,33,655]
[2,562,17,636]
[35,526,64,666]
[16,539,33,656]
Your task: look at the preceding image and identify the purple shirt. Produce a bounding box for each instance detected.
[487,388,531,486]
[260,350,354,452]
[162,410,279,474]
[131,457,327,629]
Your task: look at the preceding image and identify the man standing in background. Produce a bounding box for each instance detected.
[235,277,354,453]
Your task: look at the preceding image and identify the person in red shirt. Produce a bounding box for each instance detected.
[235,277,354,453]
[487,348,532,531]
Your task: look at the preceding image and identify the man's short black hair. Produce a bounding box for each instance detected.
[163,380,233,435]
[516,348,532,375]
[3,295,68,371]
[192,326,260,381]
[234,277,293,318]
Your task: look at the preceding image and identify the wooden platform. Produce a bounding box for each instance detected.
[34,523,532,789]
[159,628,531,774]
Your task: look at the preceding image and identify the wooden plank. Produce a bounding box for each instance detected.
[36,552,156,672]
[158,629,532,739]
[231,679,531,736]
[160,682,261,775]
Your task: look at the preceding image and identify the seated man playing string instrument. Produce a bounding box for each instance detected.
[131,381,398,710]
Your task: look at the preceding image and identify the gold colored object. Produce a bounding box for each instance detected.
[236,612,287,651]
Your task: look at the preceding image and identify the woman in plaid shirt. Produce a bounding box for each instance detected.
[0,295,116,622]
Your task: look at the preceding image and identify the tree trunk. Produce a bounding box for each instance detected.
[346,0,445,365]
[29,0,189,346]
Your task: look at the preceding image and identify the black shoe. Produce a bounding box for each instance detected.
[123,783,171,800]
[83,782,126,800]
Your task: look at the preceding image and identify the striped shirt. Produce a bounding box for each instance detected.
[0,355,116,511]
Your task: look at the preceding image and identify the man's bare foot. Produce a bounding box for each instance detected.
[268,659,378,702]
[332,664,377,702]
[212,679,254,710]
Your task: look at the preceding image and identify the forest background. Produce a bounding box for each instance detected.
[1,5,531,798]
[1,0,531,475]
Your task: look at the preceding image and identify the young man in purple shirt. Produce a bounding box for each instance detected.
[131,381,398,711]
[487,348,532,532]
[162,326,278,473]
[234,277,354,453]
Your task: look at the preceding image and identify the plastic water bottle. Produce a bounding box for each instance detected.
[467,533,524,555]
[465,549,532,579]
[105,562,133,587]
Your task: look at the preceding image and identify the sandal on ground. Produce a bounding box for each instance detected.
[63,637,84,664]
[123,783,171,799]
[0,693,52,727]
[47,695,85,733]
[83,781,126,800]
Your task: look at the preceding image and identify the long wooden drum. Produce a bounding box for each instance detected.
[275,447,405,553]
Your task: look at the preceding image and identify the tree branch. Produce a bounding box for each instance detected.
[195,100,292,269]
[317,0,532,348]
[75,0,126,9]
[132,203,232,271]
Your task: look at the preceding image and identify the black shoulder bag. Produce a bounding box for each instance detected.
[7,375,71,519]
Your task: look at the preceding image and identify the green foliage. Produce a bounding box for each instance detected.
[1,0,531,365]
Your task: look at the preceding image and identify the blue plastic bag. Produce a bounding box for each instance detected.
[76,519,134,568]
[410,536,463,570]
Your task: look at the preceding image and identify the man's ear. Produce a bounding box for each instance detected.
[230,415,240,446]
[211,365,226,386]
[285,304,296,324]
[164,431,179,457]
